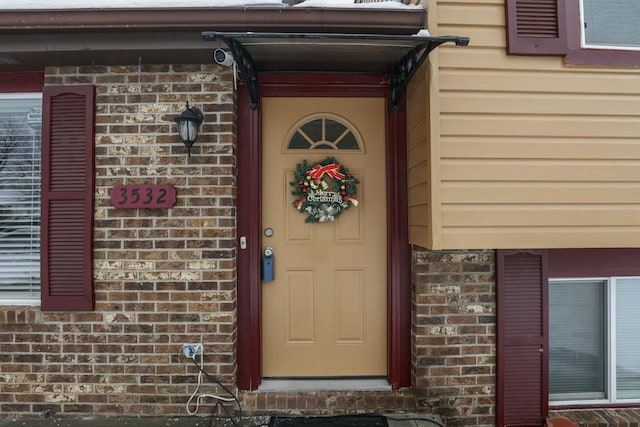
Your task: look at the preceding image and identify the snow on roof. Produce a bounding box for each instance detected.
[0,0,423,10]
[293,0,422,9]
[0,0,285,8]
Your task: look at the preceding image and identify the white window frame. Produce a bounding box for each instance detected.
[580,0,640,51]
[549,276,640,406]
[0,92,42,306]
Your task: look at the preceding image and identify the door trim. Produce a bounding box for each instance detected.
[236,73,411,390]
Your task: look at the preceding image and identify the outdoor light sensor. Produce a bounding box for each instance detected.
[173,101,204,157]
[214,49,234,66]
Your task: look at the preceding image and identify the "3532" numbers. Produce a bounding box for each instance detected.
[110,184,177,209]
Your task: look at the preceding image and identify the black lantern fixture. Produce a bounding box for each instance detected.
[173,101,203,157]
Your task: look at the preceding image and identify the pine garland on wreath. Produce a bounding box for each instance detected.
[290,156,360,223]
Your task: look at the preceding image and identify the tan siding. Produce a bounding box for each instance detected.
[409,182,430,205]
[443,229,640,249]
[441,138,640,160]
[438,0,505,26]
[443,206,640,227]
[432,0,640,249]
[442,160,640,181]
[441,93,640,117]
[442,182,640,204]
[407,62,431,247]
[441,70,640,95]
[409,205,429,226]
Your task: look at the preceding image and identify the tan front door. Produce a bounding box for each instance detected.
[261,97,387,377]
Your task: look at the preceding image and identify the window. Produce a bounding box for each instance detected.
[549,279,606,402]
[505,0,640,66]
[286,115,362,151]
[0,78,95,311]
[498,249,640,425]
[0,93,42,304]
[581,0,640,50]
[549,277,640,404]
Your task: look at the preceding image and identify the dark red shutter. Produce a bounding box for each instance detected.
[505,0,568,55]
[41,86,95,311]
[497,250,548,427]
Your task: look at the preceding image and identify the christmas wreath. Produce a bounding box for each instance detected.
[291,157,360,223]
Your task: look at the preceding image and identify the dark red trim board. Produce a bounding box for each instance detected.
[236,79,262,391]
[549,248,640,278]
[0,72,44,93]
[235,73,410,390]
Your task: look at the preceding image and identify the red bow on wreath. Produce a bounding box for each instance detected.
[308,163,345,181]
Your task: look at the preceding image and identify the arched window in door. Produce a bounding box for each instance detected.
[285,115,363,151]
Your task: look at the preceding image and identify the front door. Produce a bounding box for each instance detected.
[261,97,388,377]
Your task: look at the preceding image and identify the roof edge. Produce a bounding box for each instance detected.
[0,7,425,35]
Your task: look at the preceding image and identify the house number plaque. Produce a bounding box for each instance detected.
[110,184,177,209]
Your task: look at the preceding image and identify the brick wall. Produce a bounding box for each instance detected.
[412,249,496,427]
[0,64,499,423]
[238,249,498,419]
[0,63,238,418]
[239,389,416,416]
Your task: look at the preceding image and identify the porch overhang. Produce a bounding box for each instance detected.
[0,7,428,72]
[202,31,469,111]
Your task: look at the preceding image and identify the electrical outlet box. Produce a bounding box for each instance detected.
[182,343,203,358]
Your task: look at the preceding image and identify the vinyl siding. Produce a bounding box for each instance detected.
[407,60,432,248]
[429,0,640,249]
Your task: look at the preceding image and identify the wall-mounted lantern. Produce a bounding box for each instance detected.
[173,101,203,157]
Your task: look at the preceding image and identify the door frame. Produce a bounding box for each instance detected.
[236,73,411,391]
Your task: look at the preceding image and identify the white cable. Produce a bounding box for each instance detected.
[185,351,236,415]
[233,62,238,91]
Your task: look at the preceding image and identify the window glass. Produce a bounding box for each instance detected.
[0,94,42,302]
[286,116,361,151]
[549,277,640,404]
[582,0,640,49]
[324,119,348,142]
[616,278,640,399]
[300,119,323,143]
[549,280,606,400]
[335,133,360,150]
[289,131,311,149]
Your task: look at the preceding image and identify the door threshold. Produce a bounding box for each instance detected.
[259,377,392,392]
